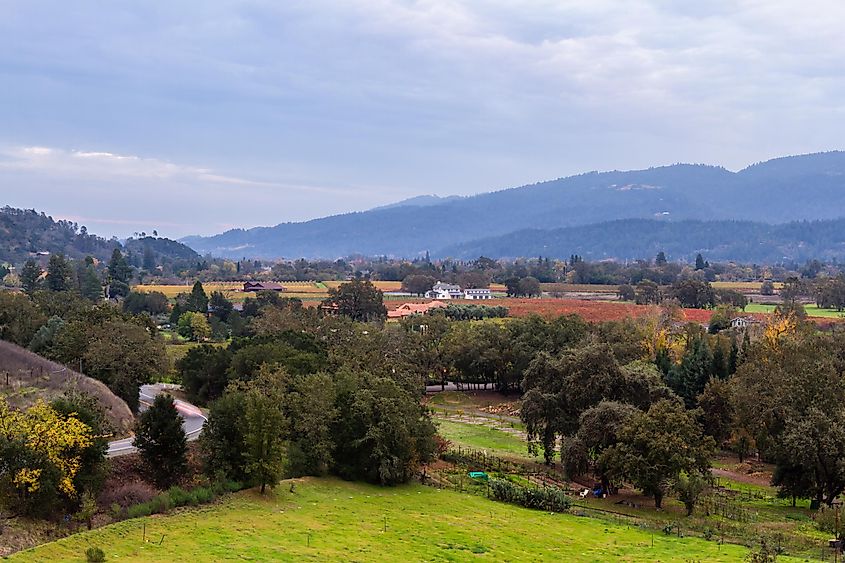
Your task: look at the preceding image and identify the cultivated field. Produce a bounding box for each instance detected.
[11,478,760,562]
[746,302,845,318]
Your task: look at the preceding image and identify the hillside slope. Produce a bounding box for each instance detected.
[183,151,845,259]
[0,340,134,435]
[441,218,845,262]
[0,207,199,266]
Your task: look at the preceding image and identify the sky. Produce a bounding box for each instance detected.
[2,0,844,239]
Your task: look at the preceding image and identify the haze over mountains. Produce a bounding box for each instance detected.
[180,152,845,262]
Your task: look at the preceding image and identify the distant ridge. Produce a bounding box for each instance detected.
[180,151,845,261]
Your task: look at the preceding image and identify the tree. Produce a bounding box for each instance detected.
[77,320,169,413]
[332,372,436,484]
[401,274,436,296]
[617,284,635,302]
[635,280,660,305]
[669,279,715,309]
[178,344,232,405]
[77,258,102,301]
[323,279,387,322]
[772,408,845,506]
[133,394,187,488]
[241,370,288,494]
[666,333,714,407]
[760,280,775,296]
[600,399,714,508]
[285,373,337,476]
[45,253,74,292]
[697,379,734,445]
[0,291,46,346]
[209,291,234,322]
[199,390,248,482]
[186,281,209,313]
[694,253,706,271]
[0,398,93,516]
[570,401,638,490]
[107,249,132,298]
[655,251,667,266]
[521,345,673,464]
[20,259,42,294]
[177,311,211,342]
[674,472,709,516]
[517,276,541,297]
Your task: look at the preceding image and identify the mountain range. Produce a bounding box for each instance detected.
[182,151,845,261]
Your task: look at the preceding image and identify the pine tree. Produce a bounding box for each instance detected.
[186,281,209,313]
[45,253,74,292]
[77,257,102,301]
[695,253,706,270]
[20,259,42,294]
[133,395,187,488]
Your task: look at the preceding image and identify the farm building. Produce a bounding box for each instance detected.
[463,288,493,300]
[242,281,287,292]
[426,282,464,300]
[387,301,447,319]
[730,316,759,329]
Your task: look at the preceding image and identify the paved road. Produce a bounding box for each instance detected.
[107,383,207,457]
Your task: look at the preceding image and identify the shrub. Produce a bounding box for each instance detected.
[85,546,105,562]
[489,479,570,512]
[98,481,157,509]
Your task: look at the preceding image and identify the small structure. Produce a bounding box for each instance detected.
[425,282,463,300]
[242,281,287,293]
[463,288,492,300]
[730,316,759,329]
[387,301,447,319]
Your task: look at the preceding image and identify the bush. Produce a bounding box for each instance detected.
[98,481,157,509]
[86,546,106,562]
[489,479,570,512]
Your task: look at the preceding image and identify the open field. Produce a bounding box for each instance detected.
[435,418,541,461]
[11,477,765,562]
[746,302,845,319]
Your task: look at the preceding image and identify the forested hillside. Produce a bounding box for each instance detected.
[183,151,845,259]
[441,218,845,262]
[0,207,200,267]
[0,207,119,263]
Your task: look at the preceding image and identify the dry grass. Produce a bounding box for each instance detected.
[0,341,134,436]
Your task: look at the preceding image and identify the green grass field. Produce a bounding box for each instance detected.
[435,418,541,461]
[745,302,845,318]
[12,478,768,562]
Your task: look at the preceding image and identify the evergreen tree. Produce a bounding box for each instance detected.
[667,335,714,407]
[186,281,209,313]
[655,251,667,266]
[20,259,42,294]
[45,253,74,292]
[107,249,132,298]
[695,253,706,270]
[242,370,287,493]
[133,394,187,488]
[77,257,102,301]
[728,335,739,375]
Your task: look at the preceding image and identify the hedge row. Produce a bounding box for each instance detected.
[489,478,571,512]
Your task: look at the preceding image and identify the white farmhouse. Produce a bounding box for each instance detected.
[463,288,493,300]
[425,282,464,300]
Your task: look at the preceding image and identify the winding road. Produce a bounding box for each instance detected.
[107,383,207,457]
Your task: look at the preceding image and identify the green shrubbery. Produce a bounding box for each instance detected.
[85,546,105,562]
[120,480,243,520]
[489,478,570,512]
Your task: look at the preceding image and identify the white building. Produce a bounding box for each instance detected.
[463,288,493,300]
[425,282,464,300]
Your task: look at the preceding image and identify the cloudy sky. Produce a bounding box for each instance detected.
[2,1,844,238]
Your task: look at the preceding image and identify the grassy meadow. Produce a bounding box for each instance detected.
[745,302,845,318]
[11,478,765,562]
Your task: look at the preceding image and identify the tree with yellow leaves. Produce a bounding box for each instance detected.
[0,398,93,516]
